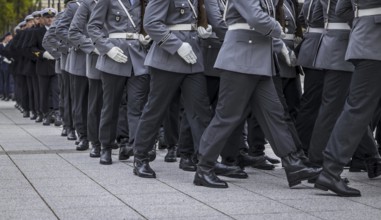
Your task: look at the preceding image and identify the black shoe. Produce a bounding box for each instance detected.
[164,146,177,162]
[100,148,112,165]
[265,155,281,164]
[90,144,101,158]
[76,139,89,151]
[348,159,367,172]
[148,148,156,162]
[42,117,50,126]
[365,158,381,179]
[193,168,228,188]
[35,114,43,123]
[67,130,77,141]
[308,175,349,184]
[119,145,134,160]
[236,151,266,169]
[4,96,9,101]
[23,111,30,118]
[214,162,248,179]
[179,155,197,172]
[54,115,63,126]
[30,112,37,120]
[252,159,275,170]
[133,157,156,178]
[61,128,68,137]
[315,171,361,197]
[282,152,322,187]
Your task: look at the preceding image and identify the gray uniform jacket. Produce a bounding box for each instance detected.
[336,0,381,61]
[314,0,353,71]
[56,1,87,76]
[87,0,148,77]
[42,12,65,74]
[214,0,282,76]
[143,0,203,74]
[68,0,102,79]
[202,0,227,77]
[274,0,298,78]
[297,0,325,68]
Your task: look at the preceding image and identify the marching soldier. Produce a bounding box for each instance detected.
[69,0,102,156]
[195,0,321,188]
[315,0,381,197]
[87,0,151,165]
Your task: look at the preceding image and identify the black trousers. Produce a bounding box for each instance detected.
[247,115,267,156]
[1,65,10,97]
[18,75,30,111]
[26,75,40,113]
[71,75,89,140]
[295,68,324,152]
[61,71,74,130]
[99,72,149,149]
[57,74,64,123]
[37,74,59,114]
[199,71,296,167]
[308,70,352,165]
[163,91,181,148]
[87,78,103,145]
[116,84,129,142]
[323,60,381,168]
[134,68,211,156]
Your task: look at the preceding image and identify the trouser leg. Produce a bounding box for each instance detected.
[87,78,103,144]
[72,75,89,140]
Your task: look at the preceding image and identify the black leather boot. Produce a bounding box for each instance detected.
[90,143,101,158]
[76,139,89,151]
[61,128,68,137]
[30,112,37,120]
[23,111,30,118]
[236,150,267,169]
[282,152,322,187]
[315,160,360,197]
[100,148,112,165]
[164,146,177,162]
[35,114,43,123]
[42,113,51,126]
[133,157,156,178]
[348,158,367,172]
[364,158,381,179]
[119,144,134,160]
[194,164,228,188]
[214,162,248,179]
[148,147,156,162]
[179,154,197,171]
[54,111,63,126]
[67,129,77,141]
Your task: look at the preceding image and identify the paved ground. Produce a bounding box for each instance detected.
[1,100,381,220]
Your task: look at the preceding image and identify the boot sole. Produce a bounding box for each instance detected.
[179,166,197,172]
[90,154,100,158]
[288,173,320,188]
[100,160,112,165]
[133,169,156,178]
[164,158,177,163]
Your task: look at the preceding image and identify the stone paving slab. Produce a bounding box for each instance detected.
[1,100,381,220]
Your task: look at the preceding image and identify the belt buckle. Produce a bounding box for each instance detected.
[126,33,134,39]
[191,24,197,31]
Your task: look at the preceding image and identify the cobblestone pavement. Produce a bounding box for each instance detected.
[1,101,381,220]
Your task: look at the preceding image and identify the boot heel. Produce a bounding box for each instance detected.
[288,180,301,188]
[314,183,328,191]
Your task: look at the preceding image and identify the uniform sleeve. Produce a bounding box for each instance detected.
[204,0,228,39]
[56,3,78,46]
[87,0,114,55]
[143,0,183,55]
[43,26,62,59]
[69,1,95,54]
[232,0,282,38]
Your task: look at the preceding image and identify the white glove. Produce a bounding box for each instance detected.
[3,58,12,64]
[138,34,152,46]
[277,22,286,39]
[281,43,291,66]
[106,47,128,63]
[294,36,303,48]
[43,51,55,60]
[177,42,197,64]
[197,25,213,39]
[93,48,100,55]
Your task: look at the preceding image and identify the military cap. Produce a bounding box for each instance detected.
[25,15,34,21]
[32,11,42,17]
[41,8,57,17]
[19,21,27,27]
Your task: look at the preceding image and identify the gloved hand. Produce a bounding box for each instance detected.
[197,25,213,39]
[93,47,100,55]
[277,22,287,39]
[139,34,152,46]
[294,36,303,48]
[281,43,291,66]
[177,42,197,64]
[3,58,12,64]
[43,51,55,60]
[106,47,128,63]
